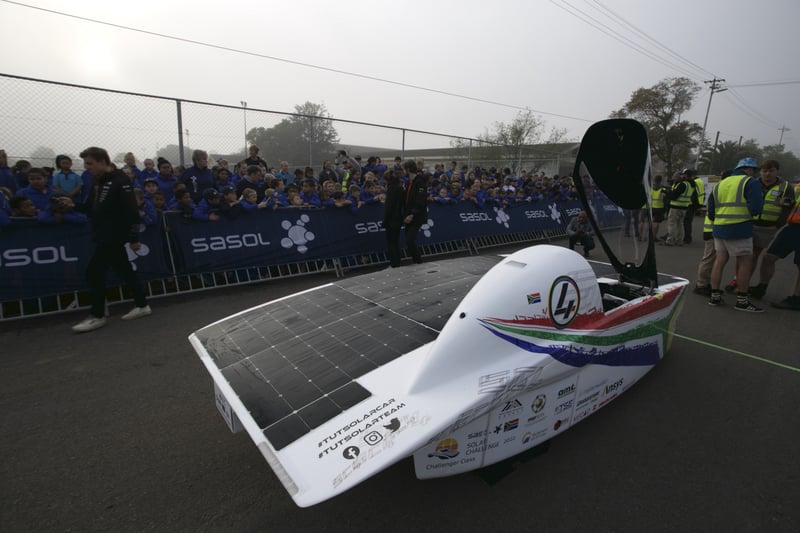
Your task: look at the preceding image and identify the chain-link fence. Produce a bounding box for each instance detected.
[0,73,577,175]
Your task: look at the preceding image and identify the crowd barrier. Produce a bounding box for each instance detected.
[0,198,625,319]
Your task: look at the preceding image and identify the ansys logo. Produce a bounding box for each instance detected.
[281,214,315,253]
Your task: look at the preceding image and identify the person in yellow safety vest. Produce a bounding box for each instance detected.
[649,175,667,240]
[680,168,701,244]
[662,170,696,245]
[729,160,796,298]
[752,185,800,310]
[693,170,732,296]
[707,157,764,312]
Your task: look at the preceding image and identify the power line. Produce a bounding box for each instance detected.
[0,0,594,124]
[587,0,717,80]
[727,79,800,88]
[723,88,782,129]
[550,0,706,80]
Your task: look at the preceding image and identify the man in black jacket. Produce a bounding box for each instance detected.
[403,160,428,264]
[66,146,151,333]
[382,170,405,267]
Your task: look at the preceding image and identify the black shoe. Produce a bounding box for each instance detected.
[771,295,800,310]
[748,284,767,299]
[693,285,711,296]
[708,296,724,307]
[734,301,764,313]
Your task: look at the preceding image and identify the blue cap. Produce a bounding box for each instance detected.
[736,157,759,169]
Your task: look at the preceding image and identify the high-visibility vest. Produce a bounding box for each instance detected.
[703,213,713,233]
[712,174,752,226]
[754,179,791,225]
[670,181,693,208]
[651,187,665,209]
[693,177,706,206]
[787,193,800,225]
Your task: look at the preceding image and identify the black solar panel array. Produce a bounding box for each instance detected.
[195,257,501,450]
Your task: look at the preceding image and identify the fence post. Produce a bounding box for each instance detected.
[176,99,185,167]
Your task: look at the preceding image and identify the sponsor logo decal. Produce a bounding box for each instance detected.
[428,438,460,460]
[527,292,542,304]
[354,221,384,234]
[493,207,511,228]
[191,233,270,253]
[553,417,569,431]
[555,399,574,414]
[503,419,519,432]
[557,384,576,398]
[549,276,580,328]
[281,214,314,253]
[532,394,546,413]
[0,246,78,268]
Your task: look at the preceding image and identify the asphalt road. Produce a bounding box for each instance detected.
[3,224,799,532]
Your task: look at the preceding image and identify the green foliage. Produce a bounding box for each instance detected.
[697,140,800,178]
[611,77,702,176]
[246,101,339,167]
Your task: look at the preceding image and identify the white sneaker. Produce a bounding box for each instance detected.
[72,316,107,333]
[121,305,152,321]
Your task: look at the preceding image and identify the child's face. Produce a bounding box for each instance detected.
[439,188,447,197]
[291,195,303,206]
[302,183,315,194]
[144,182,157,194]
[152,196,165,209]
[223,192,236,202]
[159,164,172,176]
[28,174,47,190]
[18,199,37,216]
[244,190,256,202]
[144,159,155,170]
[178,194,191,206]
[58,159,72,172]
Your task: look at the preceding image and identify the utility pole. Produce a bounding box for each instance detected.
[695,77,727,170]
[778,125,790,147]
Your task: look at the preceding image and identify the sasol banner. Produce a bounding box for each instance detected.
[0,220,169,300]
[1,198,621,300]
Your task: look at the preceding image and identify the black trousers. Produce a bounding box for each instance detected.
[405,222,424,264]
[87,242,147,318]
[385,227,402,267]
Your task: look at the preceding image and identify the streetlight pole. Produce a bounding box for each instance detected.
[695,78,726,170]
[241,101,248,159]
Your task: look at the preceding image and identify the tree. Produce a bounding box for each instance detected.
[471,109,545,171]
[156,144,194,167]
[611,77,702,176]
[246,101,339,168]
[29,146,56,167]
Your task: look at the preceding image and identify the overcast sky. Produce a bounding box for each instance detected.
[1,0,799,160]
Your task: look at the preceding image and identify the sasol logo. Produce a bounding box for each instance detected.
[459,212,492,222]
[524,210,548,219]
[355,221,384,234]
[191,233,270,253]
[557,384,576,398]
[565,207,582,217]
[603,204,618,212]
[604,378,624,395]
[1,246,78,267]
